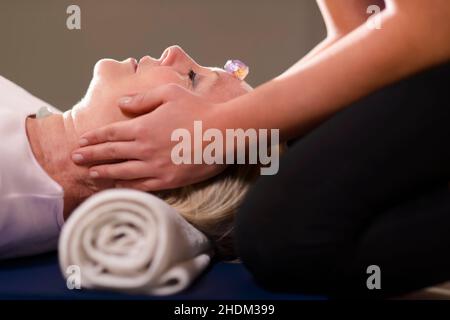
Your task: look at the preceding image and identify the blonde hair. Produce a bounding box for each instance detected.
[158,164,259,260]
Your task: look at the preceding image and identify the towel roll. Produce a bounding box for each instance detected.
[58,189,212,296]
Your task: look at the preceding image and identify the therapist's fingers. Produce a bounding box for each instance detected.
[114,178,165,192]
[72,141,139,165]
[88,161,153,181]
[79,119,138,147]
[118,84,188,114]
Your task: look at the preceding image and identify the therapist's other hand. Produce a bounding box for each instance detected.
[72,84,227,191]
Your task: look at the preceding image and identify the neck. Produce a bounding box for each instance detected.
[26,111,107,220]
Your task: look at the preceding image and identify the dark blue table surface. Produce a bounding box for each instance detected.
[0,252,325,300]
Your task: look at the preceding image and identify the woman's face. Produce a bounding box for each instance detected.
[71,45,251,135]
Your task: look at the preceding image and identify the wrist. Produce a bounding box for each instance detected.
[207,101,236,132]
[205,100,246,163]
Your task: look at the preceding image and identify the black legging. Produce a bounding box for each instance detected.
[234,62,450,298]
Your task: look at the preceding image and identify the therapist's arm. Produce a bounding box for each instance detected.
[227,0,450,139]
[73,0,450,190]
[287,0,386,72]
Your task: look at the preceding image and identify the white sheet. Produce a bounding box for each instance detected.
[0,75,64,259]
[58,189,212,296]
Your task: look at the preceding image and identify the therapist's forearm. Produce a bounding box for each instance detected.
[215,6,450,141]
[317,0,385,37]
[284,0,385,77]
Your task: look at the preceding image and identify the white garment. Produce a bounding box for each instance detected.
[0,76,64,259]
[58,189,212,296]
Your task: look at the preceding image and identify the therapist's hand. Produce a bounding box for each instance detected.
[72,84,228,191]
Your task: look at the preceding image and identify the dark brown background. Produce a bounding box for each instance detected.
[0,0,325,110]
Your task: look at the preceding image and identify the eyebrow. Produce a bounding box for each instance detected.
[193,69,220,92]
[212,70,221,79]
[205,70,220,90]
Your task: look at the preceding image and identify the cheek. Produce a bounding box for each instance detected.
[135,68,186,91]
[85,79,119,110]
[87,66,188,112]
[76,82,130,134]
[202,86,233,104]
[82,77,128,124]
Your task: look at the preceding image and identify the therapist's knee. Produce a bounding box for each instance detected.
[235,220,344,294]
[234,188,347,294]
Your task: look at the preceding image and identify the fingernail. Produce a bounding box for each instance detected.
[72,153,84,163]
[119,96,133,106]
[89,171,100,178]
[79,138,89,147]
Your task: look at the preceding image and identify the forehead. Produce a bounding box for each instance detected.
[202,67,251,103]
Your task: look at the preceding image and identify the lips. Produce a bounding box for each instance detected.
[130,58,138,72]
[138,56,152,64]
[133,48,171,72]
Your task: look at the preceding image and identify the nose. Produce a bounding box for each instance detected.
[160,45,190,67]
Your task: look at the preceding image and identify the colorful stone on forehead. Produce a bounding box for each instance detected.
[224,59,249,81]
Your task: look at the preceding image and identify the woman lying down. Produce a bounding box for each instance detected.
[0,46,258,294]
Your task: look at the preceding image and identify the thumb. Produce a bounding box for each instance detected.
[118,94,157,115]
[118,84,186,115]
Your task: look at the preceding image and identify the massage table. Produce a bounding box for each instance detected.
[0,252,325,300]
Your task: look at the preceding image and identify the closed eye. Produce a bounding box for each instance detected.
[188,69,197,86]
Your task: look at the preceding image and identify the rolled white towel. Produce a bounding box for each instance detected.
[58,189,212,296]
